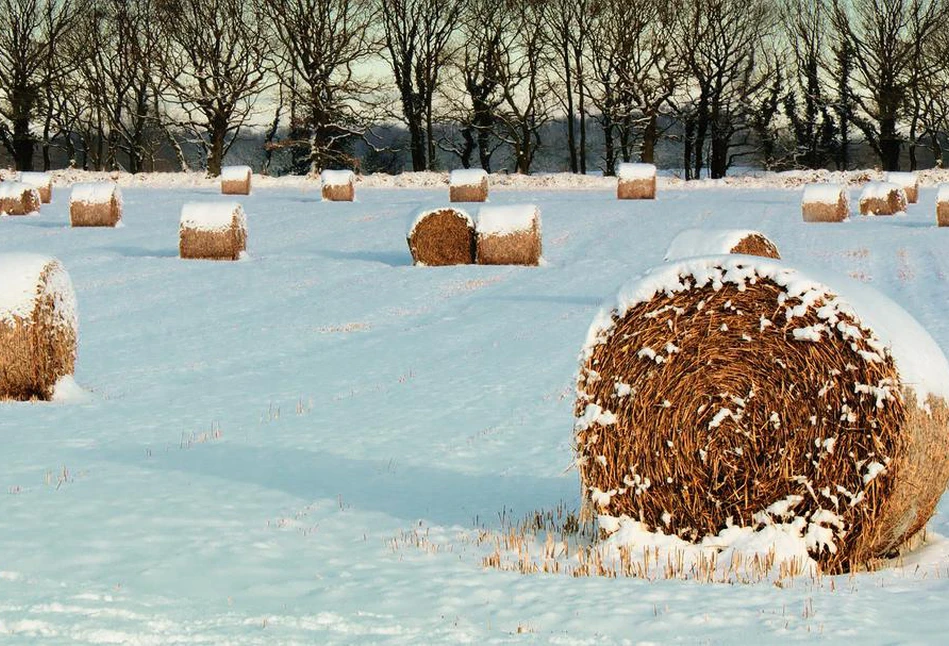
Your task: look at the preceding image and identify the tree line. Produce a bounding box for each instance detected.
[2,0,949,177]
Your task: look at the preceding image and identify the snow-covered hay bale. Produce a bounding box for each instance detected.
[0,254,77,401]
[938,185,949,227]
[802,184,849,223]
[321,170,355,202]
[885,172,919,204]
[449,169,488,202]
[665,229,780,261]
[859,182,907,216]
[17,172,52,203]
[575,257,949,573]
[221,166,251,195]
[407,207,475,266]
[0,182,41,216]
[617,163,657,200]
[179,202,247,261]
[475,204,542,266]
[69,183,122,227]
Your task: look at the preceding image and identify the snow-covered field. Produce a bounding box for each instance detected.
[2,176,949,643]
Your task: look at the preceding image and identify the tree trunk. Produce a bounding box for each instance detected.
[683,114,695,181]
[12,116,34,171]
[641,112,658,164]
[879,114,900,171]
[562,44,578,173]
[602,115,616,176]
[206,116,227,176]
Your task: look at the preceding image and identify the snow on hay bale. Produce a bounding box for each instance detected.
[0,182,41,216]
[449,169,488,202]
[17,172,52,204]
[938,185,949,227]
[0,254,77,401]
[179,202,247,261]
[407,207,475,266]
[575,256,949,573]
[885,172,919,204]
[321,169,355,202]
[617,163,657,200]
[221,166,251,195]
[69,183,122,227]
[664,228,780,261]
[802,184,850,223]
[475,204,542,266]
[859,182,907,216]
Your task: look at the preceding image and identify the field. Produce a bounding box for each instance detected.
[2,175,949,643]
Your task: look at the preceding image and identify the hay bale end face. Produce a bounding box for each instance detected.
[802,184,850,223]
[938,185,949,227]
[17,172,52,204]
[449,169,489,202]
[885,172,919,204]
[69,183,122,227]
[221,166,252,195]
[179,202,247,261]
[407,207,475,266]
[0,254,78,401]
[617,163,657,200]
[0,182,41,216]
[475,204,542,266]
[859,182,907,216]
[576,257,949,573]
[321,170,356,202]
[664,228,780,261]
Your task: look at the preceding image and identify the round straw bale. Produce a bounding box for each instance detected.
[407,207,475,266]
[938,184,949,227]
[885,172,919,204]
[802,184,850,223]
[179,202,247,261]
[321,169,356,202]
[0,254,78,401]
[575,257,949,573]
[69,183,122,227]
[617,163,657,200]
[221,165,252,195]
[18,172,52,204]
[449,169,489,202]
[475,204,542,266]
[859,182,907,216]
[0,182,41,215]
[664,229,780,261]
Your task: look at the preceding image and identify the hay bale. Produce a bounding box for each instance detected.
[321,169,356,202]
[407,207,475,266]
[17,172,52,203]
[802,184,850,223]
[69,183,122,227]
[449,169,489,202]
[575,256,949,573]
[179,202,247,261]
[885,172,919,204]
[938,185,949,227]
[664,228,780,261]
[859,182,907,216]
[0,254,78,401]
[221,165,251,195]
[0,182,41,216]
[617,163,657,200]
[475,204,542,266]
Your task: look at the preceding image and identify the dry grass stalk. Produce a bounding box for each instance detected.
[0,259,77,401]
[450,177,488,203]
[179,215,247,261]
[407,208,475,266]
[729,233,780,259]
[322,183,355,202]
[575,272,949,573]
[618,177,657,200]
[0,184,41,215]
[859,187,906,216]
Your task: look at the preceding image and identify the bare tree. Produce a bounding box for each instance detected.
[544,0,590,173]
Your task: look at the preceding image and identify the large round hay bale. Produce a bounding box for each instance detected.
[0,254,78,401]
[617,163,657,200]
[664,228,780,261]
[69,183,122,227]
[885,172,919,204]
[221,166,251,195]
[475,204,542,266]
[179,202,247,261]
[407,207,475,266]
[802,184,849,223]
[449,169,488,202]
[859,182,907,216]
[938,184,949,227]
[0,182,41,215]
[18,172,52,204]
[321,169,355,202]
[575,257,949,573]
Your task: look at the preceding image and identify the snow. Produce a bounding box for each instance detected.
[664,228,772,261]
[17,172,51,187]
[475,204,539,236]
[320,170,355,187]
[70,183,119,206]
[886,172,918,189]
[407,207,473,238]
[802,183,848,205]
[617,163,656,180]
[0,181,35,199]
[220,166,251,182]
[939,183,949,203]
[180,202,245,232]
[5,174,949,642]
[449,169,487,186]
[860,181,904,201]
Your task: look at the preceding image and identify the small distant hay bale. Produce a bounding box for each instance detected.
[885,172,919,204]
[179,202,247,261]
[69,183,122,227]
[17,172,52,204]
[664,228,780,261]
[0,254,78,401]
[859,182,907,216]
[938,185,949,227]
[617,163,657,200]
[221,165,252,195]
[407,207,475,266]
[802,184,849,223]
[0,182,41,216]
[475,204,542,266]
[575,256,949,573]
[321,169,356,202]
[449,169,488,202]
